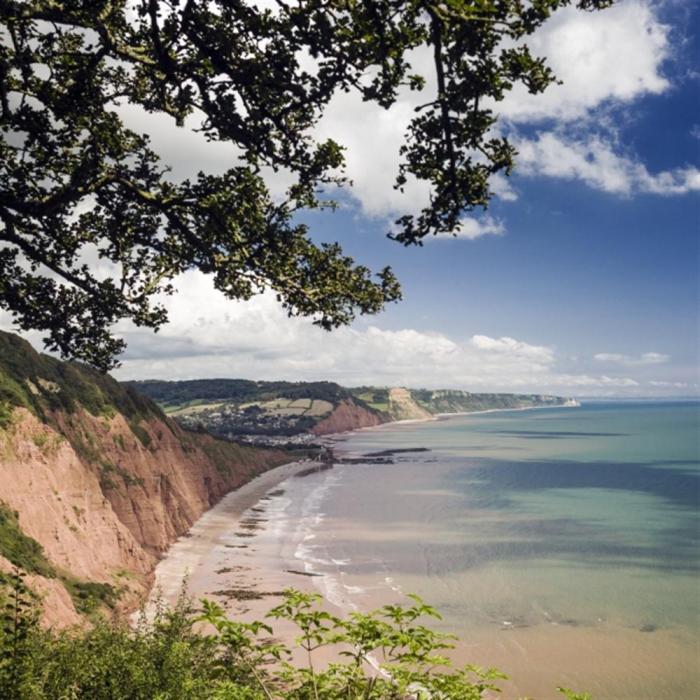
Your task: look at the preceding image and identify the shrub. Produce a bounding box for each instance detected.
[129,422,152,449]
[0,504,55,578]
[0,584,592,700]
[60,578,118,617]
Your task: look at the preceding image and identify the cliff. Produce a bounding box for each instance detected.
[408,388,569,414]
[386,387,433,421]
[311,399,385,435]
[0,332,289,627]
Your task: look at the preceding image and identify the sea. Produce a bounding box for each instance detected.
[257,401,700,699]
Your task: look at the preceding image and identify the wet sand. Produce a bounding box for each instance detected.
[144,459,321,619]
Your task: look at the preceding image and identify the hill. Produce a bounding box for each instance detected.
[127,379,571,444]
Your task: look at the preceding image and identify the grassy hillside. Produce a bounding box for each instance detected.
[0,332,157,427]
[127,379,382,441]
[127,379,354,409]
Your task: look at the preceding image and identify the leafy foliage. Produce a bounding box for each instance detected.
[0,571,40,699]
[0,583,591,700]
[0,504,56,579]
[0,0,610,370]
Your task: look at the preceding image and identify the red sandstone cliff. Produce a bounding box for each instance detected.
[0,333,288,627]
[0,405,287,627]
[311,399,386,435]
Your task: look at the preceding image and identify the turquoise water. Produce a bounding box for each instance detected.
[278,402,700,698]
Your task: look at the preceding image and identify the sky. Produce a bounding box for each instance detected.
[4,0,700,396]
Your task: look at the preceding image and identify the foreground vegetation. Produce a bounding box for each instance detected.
[0,573,589,700]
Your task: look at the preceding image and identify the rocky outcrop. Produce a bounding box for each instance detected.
[311,399,386,435]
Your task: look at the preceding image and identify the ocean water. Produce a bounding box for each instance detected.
[264,402,700,699]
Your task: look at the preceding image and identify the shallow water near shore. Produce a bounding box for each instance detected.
[152,401,700,699]
[278,401,700,698]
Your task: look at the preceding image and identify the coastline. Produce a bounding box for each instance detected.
[321,399,580,439]
[141,459,322,619]
[140,400,700,700]
[145,401,580,616]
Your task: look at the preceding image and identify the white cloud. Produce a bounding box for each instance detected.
[498,1,670,123]
[490,174,519,202]
[470,335,554,362]
[594,351,670,365]
[2,271,688,395]
[54,272,653,395]
[308,1,684,218]
[315,92,430,218]
[99,1,685,225]
[434,216,505,241]
[516,132,700,195]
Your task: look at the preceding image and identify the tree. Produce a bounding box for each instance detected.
[0,0,611,371]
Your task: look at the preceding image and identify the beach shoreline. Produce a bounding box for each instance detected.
[144,401,581,620]
[320,399,580,442]
[141,459,322,618]
[141,400,700,699]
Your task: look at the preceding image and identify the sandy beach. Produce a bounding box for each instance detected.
[143,459,325,621]
[143,405,575,626]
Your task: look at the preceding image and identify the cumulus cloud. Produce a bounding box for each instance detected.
[101,0,687,229]
[594,352,670,365]
[310,1,677,217]
[498,1,670,123]
[515,132,700,196]
[48,272,641,395]
[1,270,688,395]
[497,3,700,197]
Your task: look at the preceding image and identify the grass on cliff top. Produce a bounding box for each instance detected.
[0,331,158,425]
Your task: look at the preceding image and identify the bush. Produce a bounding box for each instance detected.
[60,578,118,617]
[0,505,55,579]
[0,582,592,700]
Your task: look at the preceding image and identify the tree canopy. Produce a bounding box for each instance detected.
[0,0,611,371]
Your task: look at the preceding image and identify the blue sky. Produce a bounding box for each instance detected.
[102,0,700,396]
[2,0,698,396]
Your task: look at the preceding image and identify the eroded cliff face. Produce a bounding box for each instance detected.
[0,405,287,628]
[387,387,432,421]
[0,333,288,628]
[311,399,386,435]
